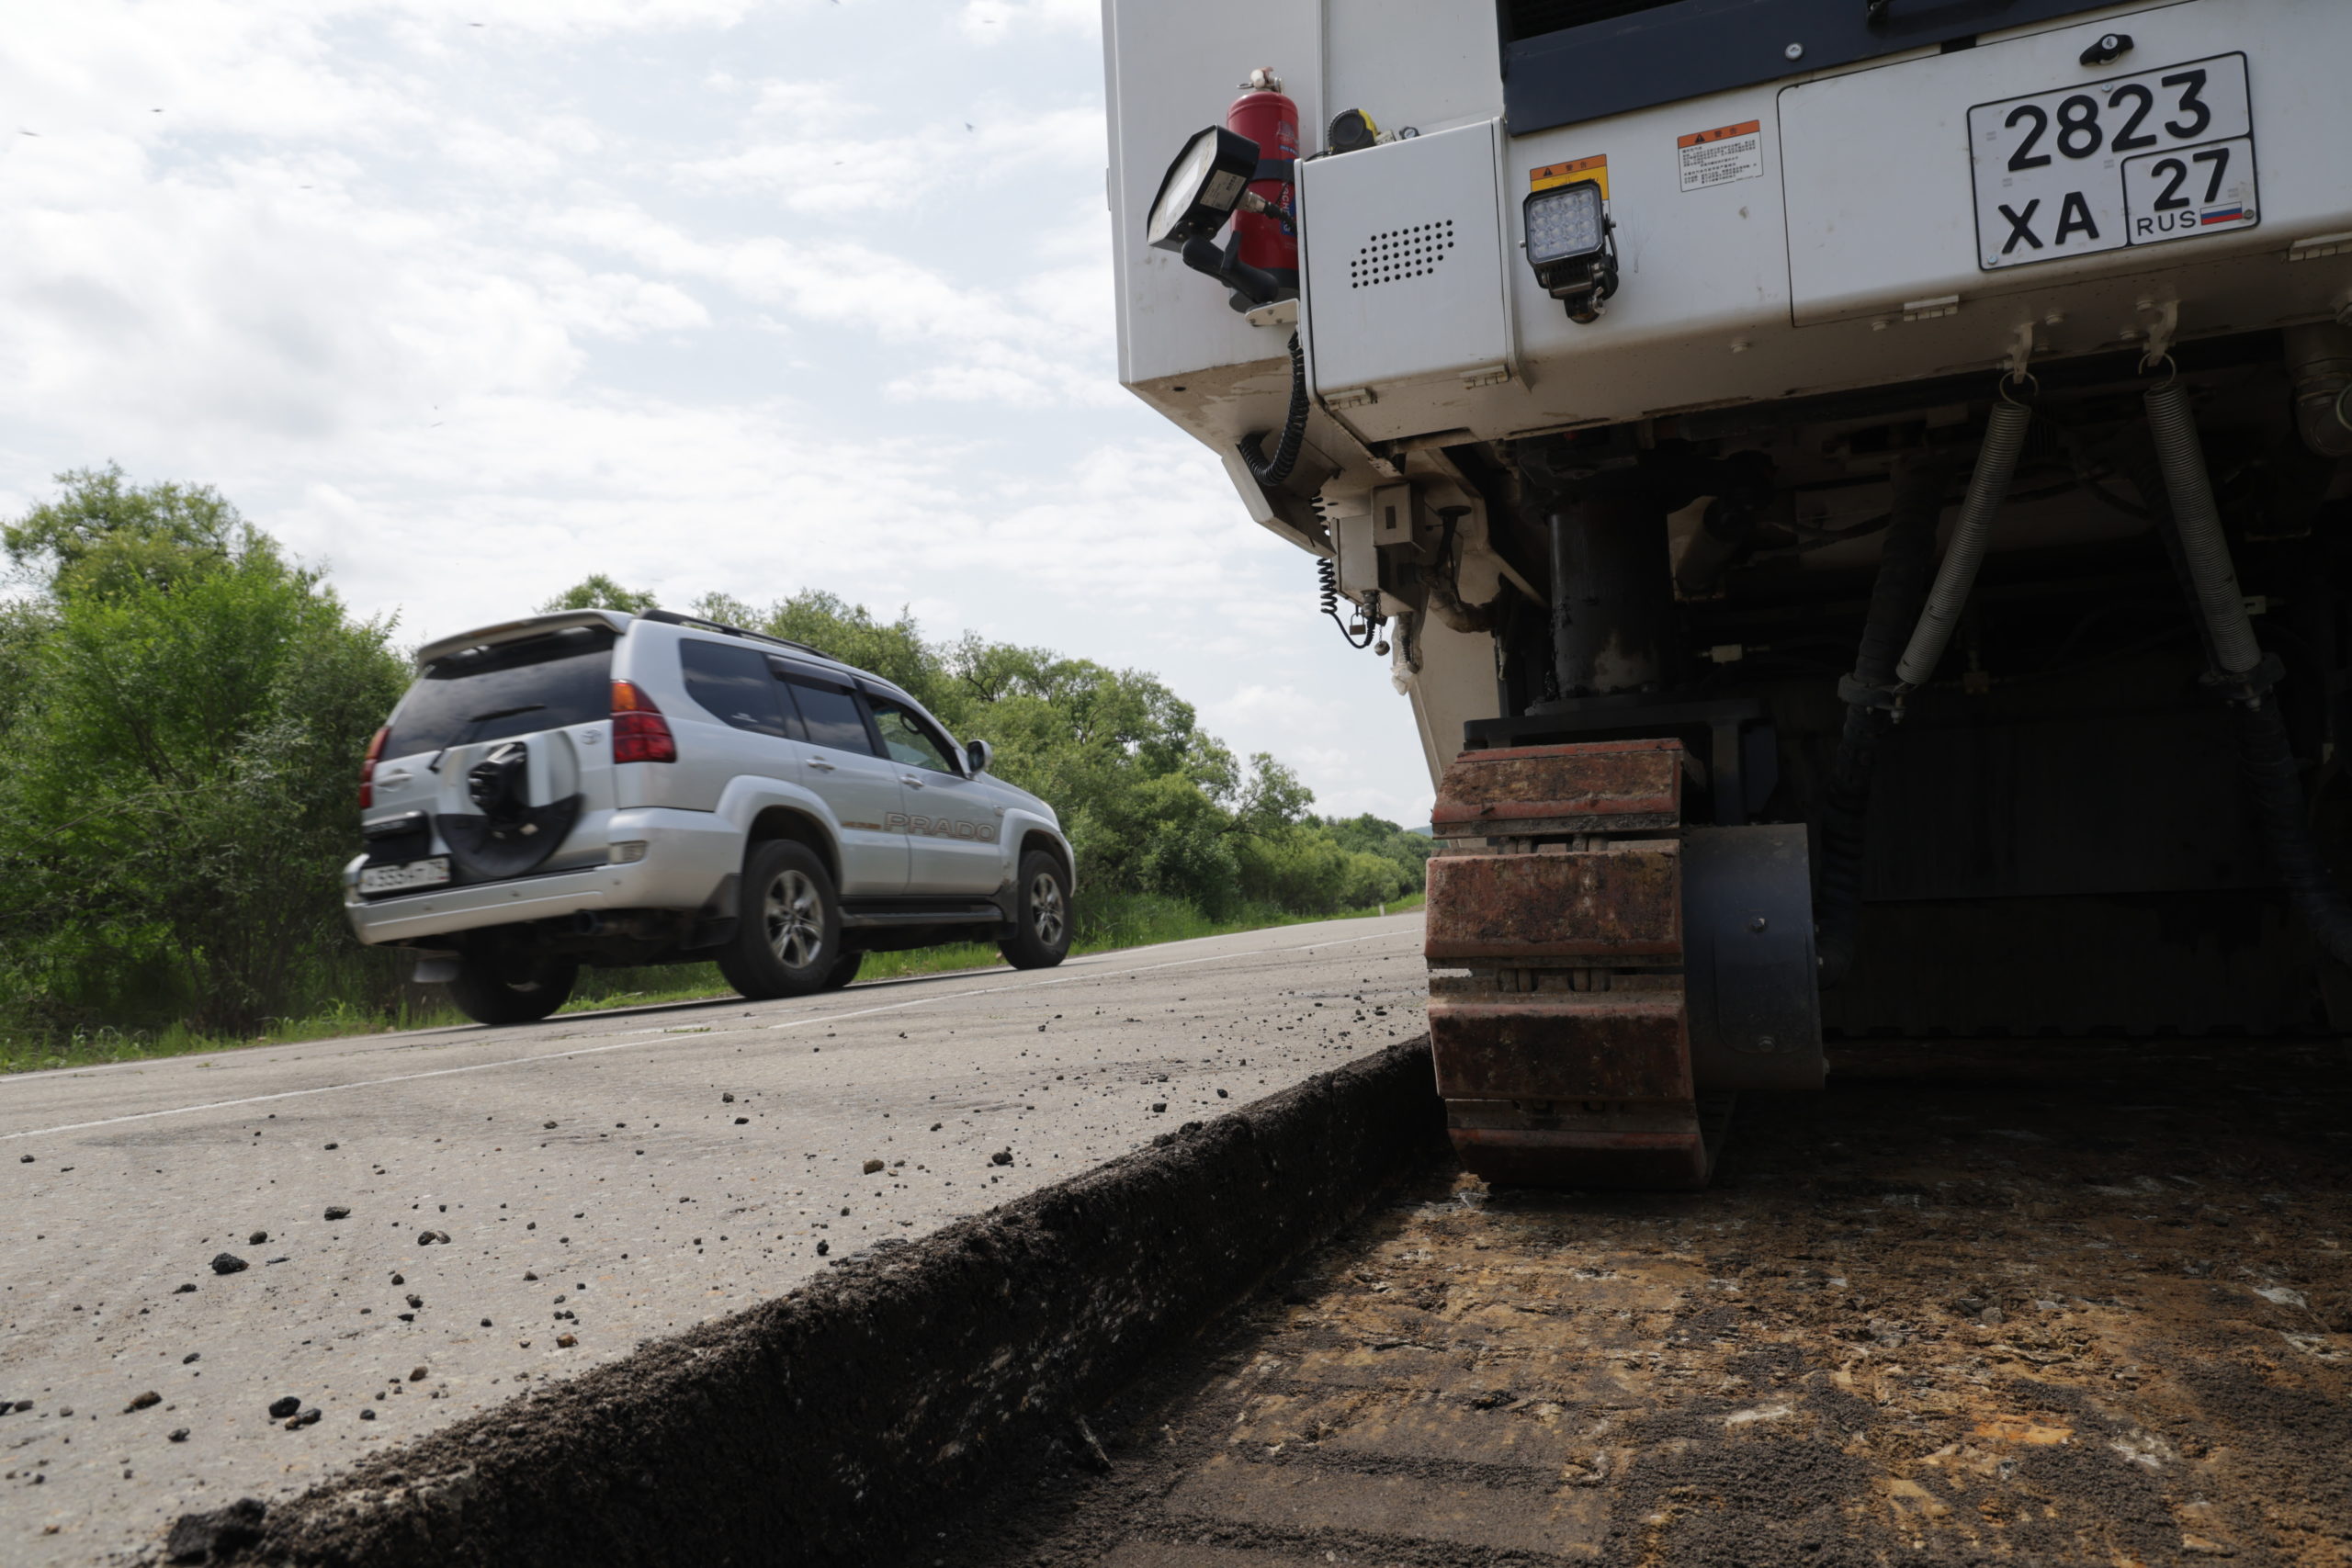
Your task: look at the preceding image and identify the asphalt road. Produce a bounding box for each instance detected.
[0,912,1428,1566]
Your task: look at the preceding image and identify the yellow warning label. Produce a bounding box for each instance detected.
[1531,154,1608,200]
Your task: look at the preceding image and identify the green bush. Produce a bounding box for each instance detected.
[0,468,410,1036]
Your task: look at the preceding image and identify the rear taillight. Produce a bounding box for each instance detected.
[359,726,389,807]
[610,680,677,764]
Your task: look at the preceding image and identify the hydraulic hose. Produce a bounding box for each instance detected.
[1815,456,1950,988]
[1894,396,2032,689]
[2140,378,2352,967]
[2144,380,2262,679]
[1238,331,1310,487]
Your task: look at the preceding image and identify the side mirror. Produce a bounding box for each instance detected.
[965,739,993,776]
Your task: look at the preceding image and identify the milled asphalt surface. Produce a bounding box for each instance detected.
[0,912,1427,1566]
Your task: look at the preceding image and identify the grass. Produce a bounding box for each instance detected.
[0,890,1422,1077]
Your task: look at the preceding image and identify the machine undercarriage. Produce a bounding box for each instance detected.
[1104,0,2352,1188]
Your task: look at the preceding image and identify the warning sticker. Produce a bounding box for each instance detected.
[1677,120,1762,192]
[1532,154,1608,200]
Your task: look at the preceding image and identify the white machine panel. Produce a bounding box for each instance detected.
[1779,0,2352,326]
[1102,0,1321,389]
[1301,120,1514,405]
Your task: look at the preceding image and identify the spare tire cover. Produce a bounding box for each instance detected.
[438,739,582,881]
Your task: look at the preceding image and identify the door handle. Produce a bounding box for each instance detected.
[902,776,926,788]
[378,771,413,788]
[808,757,837,772]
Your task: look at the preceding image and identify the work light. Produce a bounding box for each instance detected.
[1146,125,1261,253]
[1523,180,1619,323]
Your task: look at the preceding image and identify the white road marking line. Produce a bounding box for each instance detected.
[0,922,1424,1141]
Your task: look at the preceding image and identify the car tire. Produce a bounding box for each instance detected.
[819,948,864,991]
[999,850,1072,970]
[718,840,843,999]
[446,947,578,1026]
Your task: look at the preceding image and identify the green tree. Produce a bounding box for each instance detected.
[5,462,260,602]
[539,573,659,615]
[0,470,408,1033]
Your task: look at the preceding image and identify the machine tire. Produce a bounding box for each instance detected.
[819,948,864,991]
[446,948,577,1026]
[999,851,1072,970]
[717,840,843,999]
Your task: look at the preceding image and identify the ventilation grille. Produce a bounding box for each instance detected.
[1502,0,1683,43]
[1348,221,1456,289]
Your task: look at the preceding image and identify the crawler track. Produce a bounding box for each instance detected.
[941,1039,2352,1567]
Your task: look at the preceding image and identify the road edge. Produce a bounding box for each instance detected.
[162,1035,1443,1566]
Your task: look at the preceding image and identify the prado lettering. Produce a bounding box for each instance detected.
[888,812,999,842]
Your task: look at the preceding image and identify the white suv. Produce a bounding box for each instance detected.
[345,609,1075,1024]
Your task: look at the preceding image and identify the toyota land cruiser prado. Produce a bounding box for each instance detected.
[345,608,1075,1025]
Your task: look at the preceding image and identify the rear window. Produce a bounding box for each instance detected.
[777,671,875,755]
[384,626,615,757]
[679,639,795,739]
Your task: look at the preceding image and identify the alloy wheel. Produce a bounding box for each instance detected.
[1030,872,1066,947]
[763,868,823,969]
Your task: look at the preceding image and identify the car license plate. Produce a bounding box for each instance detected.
[359,856,450,896]
[1970,53,2256,272]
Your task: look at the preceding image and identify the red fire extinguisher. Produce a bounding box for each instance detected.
[1226,67,1298,295]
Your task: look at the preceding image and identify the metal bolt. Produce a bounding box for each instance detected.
[1747,916,1770,932]
[1784,41,1804,61]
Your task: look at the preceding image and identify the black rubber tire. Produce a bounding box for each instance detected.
[819,948,864,991]
[445,948,578,1026]
[716,840,843,999]
[998,850,1072,970]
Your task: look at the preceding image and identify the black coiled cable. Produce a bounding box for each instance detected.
[1238,331,1310,487]
[1317,558,1377,649]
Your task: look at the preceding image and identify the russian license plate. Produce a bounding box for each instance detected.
[359,856,450,896]
[1970,52,2256,271]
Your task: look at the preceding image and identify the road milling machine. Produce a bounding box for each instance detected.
[1102,0,2352,1186]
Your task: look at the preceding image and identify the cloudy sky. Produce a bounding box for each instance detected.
[0,0,1435,822]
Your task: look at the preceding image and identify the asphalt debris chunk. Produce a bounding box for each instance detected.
[266,1396,300,1419]
[247,1231,268,1246]
[209,1253,248,1276]
[863,1158,885,1174]
[990,1149,1013,1167]
[408,1366,428,1382]
[125,1390,162,1412]
[323,1206,351,1221]
[169,1427,189,1442]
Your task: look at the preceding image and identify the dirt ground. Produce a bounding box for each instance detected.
[935,1039,2352,1568]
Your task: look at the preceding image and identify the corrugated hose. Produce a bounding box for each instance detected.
[1894,394,2033,690]
[2142,376,2352,968]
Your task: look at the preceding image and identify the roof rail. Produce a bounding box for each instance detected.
[638,607,837,664]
